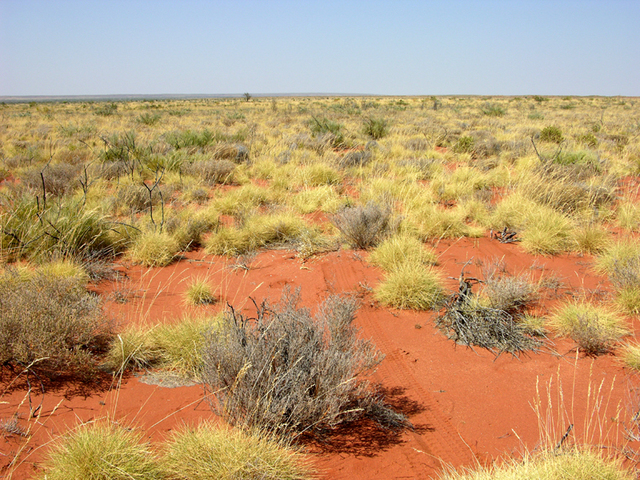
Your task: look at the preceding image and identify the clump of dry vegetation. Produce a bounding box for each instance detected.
[0,268,113,378]
[435,262,542,355]
[202,289,408,437]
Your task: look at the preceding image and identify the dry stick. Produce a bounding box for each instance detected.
[555,423,574,451]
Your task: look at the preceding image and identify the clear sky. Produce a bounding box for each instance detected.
[1,0,638,97]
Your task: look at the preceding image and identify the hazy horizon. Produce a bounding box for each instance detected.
[2,0,639,97]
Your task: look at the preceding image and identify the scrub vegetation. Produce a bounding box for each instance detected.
[1,95,639,478]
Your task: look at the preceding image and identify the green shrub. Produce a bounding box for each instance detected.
[202,290,406,436]
[621,343,640,371]
[161,422,313,480]
[41,422,161,480]
[362,117,389,139]
[104,325,157,373]
[540,125,564,143]
[137,112,161,126]
[309,116,345,148]
[150,316,219,380]
[374,262,445,310]
[520,206,573,255]
[480,103,506,117]
[577,132,598,148]
[205,213,308,256]
[453,136,475,154]
[94,102,118,116]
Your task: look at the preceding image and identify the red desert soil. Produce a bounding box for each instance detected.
[3,237,640,479]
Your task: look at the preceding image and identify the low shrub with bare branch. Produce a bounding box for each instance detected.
[202,289,408,438]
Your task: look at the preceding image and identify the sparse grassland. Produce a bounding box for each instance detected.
[2,95,640,479]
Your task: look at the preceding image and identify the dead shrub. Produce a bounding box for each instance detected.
[213,143,249,163]
[0,270,113,378]
[481,261,539,316]
[435,270,541,356]
[21,163,80,197]
[330,202,398,249]
[202,289,408,438]
[339,149,372,168]
[184,159,236,185]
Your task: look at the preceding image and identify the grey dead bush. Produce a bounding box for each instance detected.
[202,289,408,438]
[22,163,80,197]
[184,159,236,185]
[330,202,397,249]
[481,261,539,316]
[339,149,372,168]
[213,143,249,163]
[0,270,113,378]
[435,267,541,356]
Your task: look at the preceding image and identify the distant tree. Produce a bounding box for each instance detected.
[243,92,252,102]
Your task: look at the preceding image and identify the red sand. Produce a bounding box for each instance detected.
[3,237,640,479]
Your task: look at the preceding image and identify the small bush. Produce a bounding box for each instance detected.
[374,262,445,310]
[151,316,219,380]
[41,422,161,480]
[202,290,406,437]
[453,135,475,154]
[549,301,628,355]
[22,163,79,197]
[480,103,506,117]
[94,102,118,116]
[213,143,250,163]
[137,112,161,126]
[481,262,538,316]
[439,448,632,480]
[363,117,389,139]
[0,270,112,378]
[166,212,219,251]
[128,231,179,267]
[161,422,313,480]
[595,241,640,315]
[577,132,598,148]
[104,316,218,377]
[436,278,541,355]
[184,277,217,305]
[1,196,116,261]
[540,125,564,143]
[572,223,610,254]
[520,206,573,255]
[184,159,236,185]
[104,325,157,373]
[369,234,437,272]
[340,149,372,168]
[621,343,640,371]
[309,116,345,148]
[206,213,308,256]
[331,202,397,249]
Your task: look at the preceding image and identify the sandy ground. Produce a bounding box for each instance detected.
[3,238,640,479]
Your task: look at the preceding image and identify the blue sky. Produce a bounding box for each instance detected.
[1,0,638,96]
